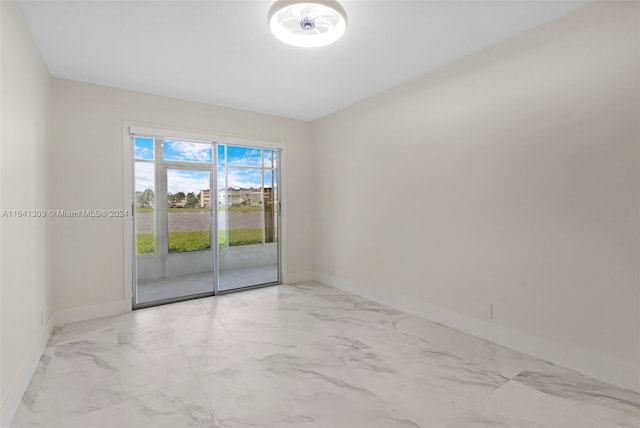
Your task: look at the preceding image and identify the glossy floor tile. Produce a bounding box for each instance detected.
[12,281,640,428]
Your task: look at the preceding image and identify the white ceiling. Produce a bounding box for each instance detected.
[19,0,590,121]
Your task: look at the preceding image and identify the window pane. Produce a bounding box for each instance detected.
[218,145,227,248]
[273,169,278,241]
[167,169,211,253]
[264,170,275,243]
[134,137,154,160]
[227,167,263,246]
[217,144,226,172]
[263,150,273,168]
[163,140,213,163]
[135,162,155,254]
[227,146,262,167]
[217,144,279,291]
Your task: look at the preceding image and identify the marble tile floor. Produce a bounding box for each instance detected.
[11,281,639,428]
[136,266,279,303]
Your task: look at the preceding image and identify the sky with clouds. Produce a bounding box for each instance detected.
[134,138,276,194]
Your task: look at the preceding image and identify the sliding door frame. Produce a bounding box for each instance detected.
[215,147,282,294]
[122,123,286,310]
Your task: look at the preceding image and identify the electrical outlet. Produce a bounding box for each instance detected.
[481,303,493,320]
[330,263,336,273]
[40,308,44,326]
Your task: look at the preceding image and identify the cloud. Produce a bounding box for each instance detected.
[135,143,277,196]
[135,162,154,191]
[135,146,153,159]
[224,168,263,189]
[136,166,210,198]
[165,140,212,162]
[167,169,211,194]
[225,146,263,167]
[134,137,154,160]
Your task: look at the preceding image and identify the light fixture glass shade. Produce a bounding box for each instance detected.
[268,0,347,47]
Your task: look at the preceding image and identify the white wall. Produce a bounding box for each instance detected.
[311,1,639,391]
[49,79,313,315]
[0,1,53,424]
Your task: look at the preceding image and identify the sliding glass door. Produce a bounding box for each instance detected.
[134,138,215,306]
[217,145,280,292]
[132,135,280,307]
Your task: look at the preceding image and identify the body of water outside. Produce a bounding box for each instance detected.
[135,210,262,234]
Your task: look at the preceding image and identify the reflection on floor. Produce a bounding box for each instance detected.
[12,282,640,428]
[137,265,279,303]
[219,264,278,292]
[137,272,214,303]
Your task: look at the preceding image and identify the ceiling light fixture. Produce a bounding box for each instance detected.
[268,0,348,48]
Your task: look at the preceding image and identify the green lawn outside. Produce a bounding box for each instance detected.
[169,230,211,253]
[136,228,264,254]
[227,228,263,246]
[136,233,155,254]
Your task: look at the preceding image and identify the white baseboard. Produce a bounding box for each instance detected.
[284,270,314,285]
[314,271,639,394]
[0,315,55,428]
[54,299,131,326]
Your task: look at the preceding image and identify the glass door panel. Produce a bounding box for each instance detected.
[134,137,215,306]
[167,169,212,253]
[134,161,155,256]
[217,145,280,292]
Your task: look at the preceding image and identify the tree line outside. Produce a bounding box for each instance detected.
[136,188,202,209]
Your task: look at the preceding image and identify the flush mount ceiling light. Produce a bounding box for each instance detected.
[268,0,348,48]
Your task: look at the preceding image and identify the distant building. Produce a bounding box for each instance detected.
[201,188,274,207]
[168,196,186,208]
[228,187,260,207]
[200,189,211,207]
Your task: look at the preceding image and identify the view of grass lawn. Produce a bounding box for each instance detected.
[227,228,263,246]
[136,228,264,254]
[136,233,155,254]
[169,231,211,253]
